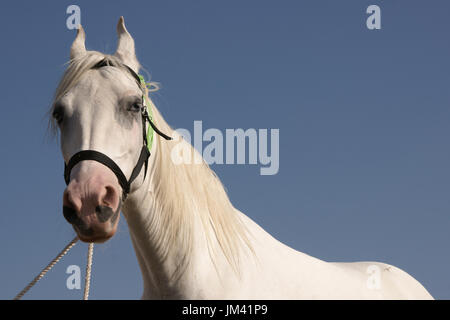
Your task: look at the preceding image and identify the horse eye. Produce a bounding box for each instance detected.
[52,106,65,124]
[128,101,142,113]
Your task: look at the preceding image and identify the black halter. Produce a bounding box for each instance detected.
[64,59,172,200]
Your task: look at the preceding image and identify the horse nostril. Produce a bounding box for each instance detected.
[63,206,78,224]
[102,185,119,208]
[95,205,115,223]
[63,205,93,237]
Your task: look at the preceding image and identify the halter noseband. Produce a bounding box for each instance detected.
[63,59,172,200]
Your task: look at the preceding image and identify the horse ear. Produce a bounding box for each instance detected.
[115,17,140,72]
[70,26,86,60]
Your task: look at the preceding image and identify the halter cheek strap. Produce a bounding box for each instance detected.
[64,60,172,200]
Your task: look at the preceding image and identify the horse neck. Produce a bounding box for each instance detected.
[121,108,252,298]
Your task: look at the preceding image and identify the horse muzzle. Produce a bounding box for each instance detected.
[62,162,122,243]
[63,203,121,243]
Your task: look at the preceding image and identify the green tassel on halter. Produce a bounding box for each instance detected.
[138,75,155,153]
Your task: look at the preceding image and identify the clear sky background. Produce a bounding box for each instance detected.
[0,0,449,299]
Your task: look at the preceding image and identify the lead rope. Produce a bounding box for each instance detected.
[83,243,94,300]
[13,237,94,300]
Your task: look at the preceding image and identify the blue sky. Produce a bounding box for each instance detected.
[0,0,449,299]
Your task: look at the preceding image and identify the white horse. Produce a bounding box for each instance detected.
[51,17,433,299]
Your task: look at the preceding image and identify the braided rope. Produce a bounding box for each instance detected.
[14,237,94,300]
[14,236,79,300]
[83,243,94,300]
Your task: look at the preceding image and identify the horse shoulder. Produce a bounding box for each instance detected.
[329,261,434,299]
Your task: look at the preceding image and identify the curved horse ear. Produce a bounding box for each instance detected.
[70,26,87,60]
[115,17,140,72]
